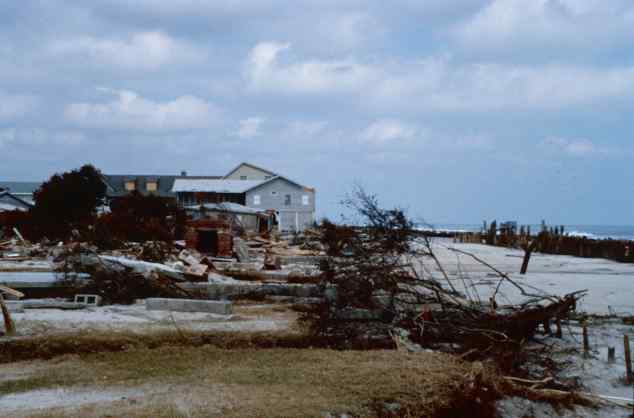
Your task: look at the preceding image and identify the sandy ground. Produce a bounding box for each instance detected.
[425,240,634,417]
[428,238,634,315]
[2,241,634,417]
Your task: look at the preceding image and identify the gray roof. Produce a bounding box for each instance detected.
[0,182,41,195]
[102,174,221,198]
[172,175,313,194]
[172,179,266,193]
[0,191,33,211]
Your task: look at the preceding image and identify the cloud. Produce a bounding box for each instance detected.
[48,31,200,71]
[0,91,36,120]
[369,58,634,111]
[540,137,606,157]
[244,45,634,111]
[0,127,85,149]
[245,42,377,94]
[360,119,418,145]
[235,117,265,139]
[287,121,328,137]
[452,0,634,54]
[64,88,219,130]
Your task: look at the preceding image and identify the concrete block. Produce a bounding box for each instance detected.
[145,298,232,315]
[74,294,102,306]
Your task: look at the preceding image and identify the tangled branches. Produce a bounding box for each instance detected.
[304,187,585,364]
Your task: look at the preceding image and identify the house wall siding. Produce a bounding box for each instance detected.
[245,178,315,231]
[225,165,273,180]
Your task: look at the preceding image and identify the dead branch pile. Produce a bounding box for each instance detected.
[55,244,192,304]
[303,187,586,367]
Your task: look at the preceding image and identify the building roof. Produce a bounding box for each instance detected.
[0,182,41,195]
[102,174,222,197]
[172,179,266,193]
[172,175,314,194]
[223,162,277,179]
[184,202,266,215]
[0,191,33,212]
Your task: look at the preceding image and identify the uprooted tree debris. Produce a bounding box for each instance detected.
[55,244,194,304]
[302,187,587,375]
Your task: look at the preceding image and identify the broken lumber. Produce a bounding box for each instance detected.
[12,228,25,245]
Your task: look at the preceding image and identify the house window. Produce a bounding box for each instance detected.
[240,175,247,180]
[124,181,136,191]
[271,191,277,196]
[302,195,309,205]
[146,181,157,192]
[253,195,261,205]
[284,194,291,206]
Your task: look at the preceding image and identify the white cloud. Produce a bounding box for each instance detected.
[540,137,605,157]
[244,45,634,111]
[360,119,417,145]
[303,12,384,52]
[49,31,200,71]
[452,0,634,53]
[245,42,377,94]
[0,91,36,120]
[65,89,218,130]
[235,117,265,139]
[369,57,634,111]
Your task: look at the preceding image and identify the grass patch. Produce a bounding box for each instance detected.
[0,330,394,364]
[0,374,60,395]
[2,346,500,418]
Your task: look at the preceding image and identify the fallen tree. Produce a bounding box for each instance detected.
[302,187,586,368]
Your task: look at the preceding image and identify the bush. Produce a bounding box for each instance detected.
[90,192,186,246]
[27,164,106,241]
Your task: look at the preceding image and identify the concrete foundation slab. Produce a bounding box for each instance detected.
[145,298,232,315]
[179,282,320,300]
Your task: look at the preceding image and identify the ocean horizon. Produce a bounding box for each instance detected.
[422,224,634,242]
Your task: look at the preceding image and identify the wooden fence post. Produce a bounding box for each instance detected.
[624,335,632,383]
[582,325,589,356]
[608,347,615,364]
[555,318,562,338]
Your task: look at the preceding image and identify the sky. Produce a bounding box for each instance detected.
[1,0,633,225]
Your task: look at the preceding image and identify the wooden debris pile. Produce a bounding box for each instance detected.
[303,187,587,368]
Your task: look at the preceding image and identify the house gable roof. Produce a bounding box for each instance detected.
[223,162,277,179]
[245,175,313,193]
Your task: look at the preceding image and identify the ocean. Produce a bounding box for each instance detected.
[425,224,634,242]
